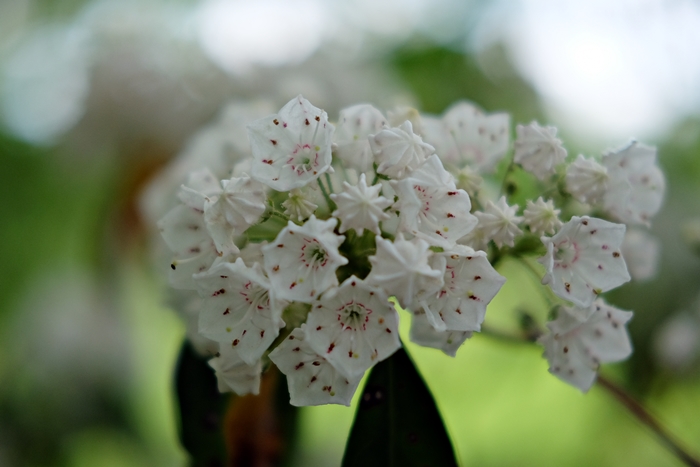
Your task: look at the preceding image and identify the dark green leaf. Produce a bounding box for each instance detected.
[175,341,228,467]
[342,347,459,467]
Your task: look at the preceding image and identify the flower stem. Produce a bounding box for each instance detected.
[318,177,336,212]
[478,325,700,467]
[596,376,700,467]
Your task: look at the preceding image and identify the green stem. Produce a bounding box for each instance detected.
[318,177,336,212]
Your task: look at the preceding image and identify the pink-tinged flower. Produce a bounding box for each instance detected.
[409,308,472,357]
[419,245,506,332]
[305,277,401,380]
[514,121,567,180]
[331,173,392,235]
[393,155,478,249]
[262,216,348,303]
[194,259,286,365]
[269,326,362,406]
[366,235,445,309]
[421,101,510,172]
[369,120,434,179]
[539,216,630,308]
[247,95,334,191]
[208,345,262,396]
[334,104,387,173]
[538,300,633,392]
[602,141,665,226]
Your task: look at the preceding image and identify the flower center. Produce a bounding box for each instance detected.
[301,239,328,268]
[340,302,369,331]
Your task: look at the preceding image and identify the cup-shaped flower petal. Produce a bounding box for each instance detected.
[305,277,401,380]
[331,173,392,235]
[473,196,523,248]
[602,141,665,226]
[366,235,444,309]
[369,120,434,179]
[208,346,262,396]
[334,104,387,173]
[158,204,220,289]
[409,308,472,357]
[539,216,630,308]
[177,168,222,211]
[421,101,510,172]
[538,300,633,392]
[216,175,267,229]
[262,216,348,303]
[514,122,567,180]
[269,326,362,406]
[419,245,506,332]
[195,259,286,365]
[247,95,334,191]
[393,155,478,249]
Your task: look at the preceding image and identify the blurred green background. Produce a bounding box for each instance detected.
[1,0,700,466]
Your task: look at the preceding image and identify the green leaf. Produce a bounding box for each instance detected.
[175,341,228,467]
[341,347,459,467]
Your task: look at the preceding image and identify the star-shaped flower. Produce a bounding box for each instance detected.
[473,196,523,248]
[304,276,401,380]
[282,188,318,222]
[194,259,286,365]
[419,245,506,332]
[333,104,387,173]
[247,95,334,191]
[514,122,567,180]
[539,216,630,308]
[269,325,362,406]
[331,173,392,235]
[262,216,348,303]
[565,155,608,204]
[538,300,633,392]
[369,120,434,179]
[366,234,444,309]
[393,155,478,248]
[523,197,562,236]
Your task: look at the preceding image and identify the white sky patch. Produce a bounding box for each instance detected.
[196,0,329,75]
[486,0,700,141]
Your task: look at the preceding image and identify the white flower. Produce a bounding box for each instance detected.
[421,101,510,172]
[269,326,362,406]
[214,175,267,229]
[262,216,348,303]
[194,259,286,365]
[208,346,262,396]
[369,120,434,179]
[565,155,608,204]
[539,216,630,308]
[247,95,334,191]
[333,104,387,173]
[330,173,392,235]
[455,165,482,197]
[367,235,444,309]
[419,246,506,332]
[473,196,523,248]
[305,276,401,380]
[523,197,562,236]
[514,122,567,180]
[602,141,665,226]
[538,300,633,392]
[387,106,423,135]
[158,204,220,290]
[282,188,318,221]
[409,308,472,357]
[177,169,222,210]
[621,229,660,282]
[393,155,478,248]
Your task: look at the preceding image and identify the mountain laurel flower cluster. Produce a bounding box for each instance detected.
[156,95,665,403]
